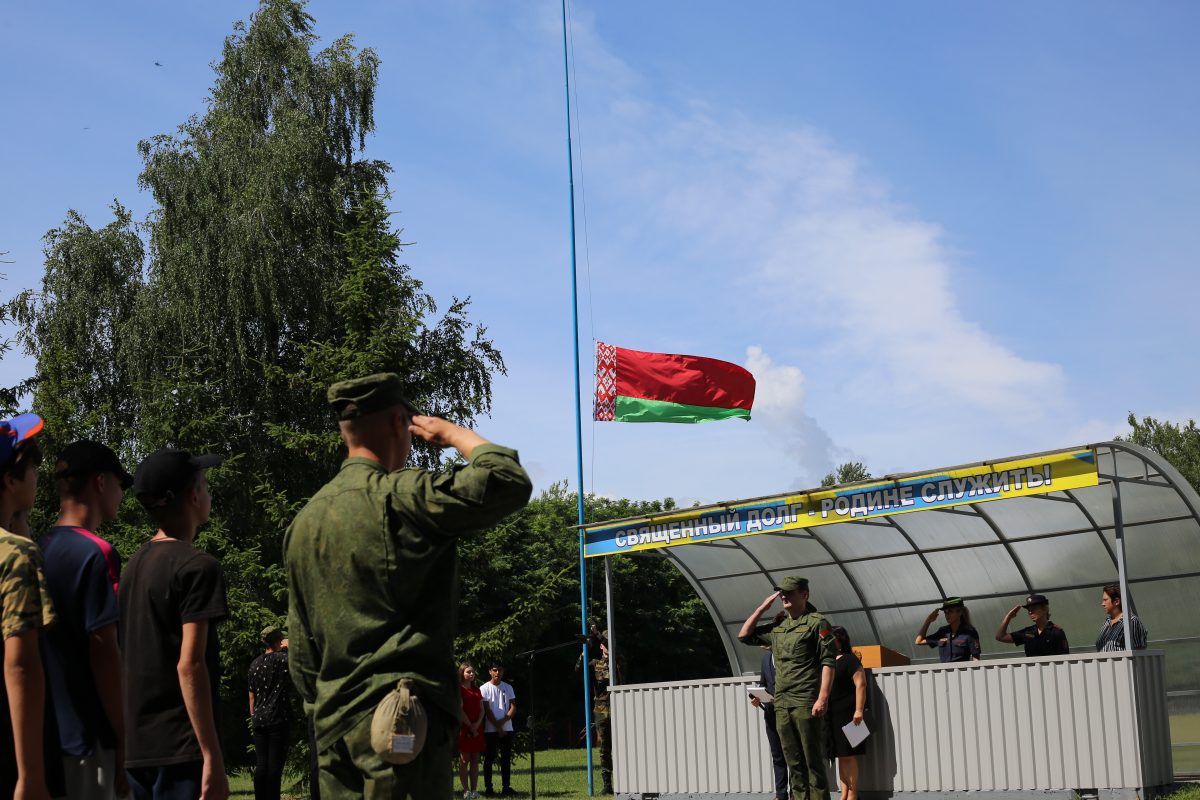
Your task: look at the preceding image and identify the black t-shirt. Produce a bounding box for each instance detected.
[1011,622,1069,657]
[248,649,291,729]
[119,538,227,767]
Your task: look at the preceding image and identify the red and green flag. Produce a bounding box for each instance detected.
[594,342,756,423]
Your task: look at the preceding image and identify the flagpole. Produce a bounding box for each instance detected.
[561,0,595,794]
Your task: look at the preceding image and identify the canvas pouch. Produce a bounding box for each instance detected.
[370,677,428,764]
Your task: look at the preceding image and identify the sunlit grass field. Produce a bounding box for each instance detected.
[227,742,1200,799]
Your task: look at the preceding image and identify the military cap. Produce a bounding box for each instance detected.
[1022,593,1050,609]
[941,596,966,610]
[775,576,809,593]
[260,624,284,643]
[327,373,421,420]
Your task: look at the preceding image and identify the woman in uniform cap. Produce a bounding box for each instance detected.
[915,597,981,662]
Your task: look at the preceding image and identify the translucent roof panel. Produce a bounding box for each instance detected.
[681,542,759,580]
[1119,481,1193,525]
[1010,533,1116,587]
[894,508,996,549]
[738,531,832,569]
[982,494,1093,539]
[923,545,1028,597]
[843,554,941,606]
[1128,518,1200,576]
[650,442,1200,777]
[818,520,914,561]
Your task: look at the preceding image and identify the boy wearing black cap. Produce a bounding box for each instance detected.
[119,448,228,800]
[39,440,133,799]
[0,413,64,799]
[995,594,1069,657]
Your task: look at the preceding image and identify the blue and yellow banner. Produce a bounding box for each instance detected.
[582,448,1099,558]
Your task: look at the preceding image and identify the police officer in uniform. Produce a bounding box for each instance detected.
[739,576,836,800]
[285,373,532,799]
[995,593,1069,656]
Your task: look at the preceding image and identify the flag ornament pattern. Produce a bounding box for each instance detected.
[594,342,755,424]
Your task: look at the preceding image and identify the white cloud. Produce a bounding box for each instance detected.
[743,345,841,488]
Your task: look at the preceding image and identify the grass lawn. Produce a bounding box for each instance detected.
[229,748,605,799]
[229,746,1198,799]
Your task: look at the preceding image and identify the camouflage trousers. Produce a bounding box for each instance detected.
[775,705,829,800]
[595,702,612,793]
[317,710,452,800]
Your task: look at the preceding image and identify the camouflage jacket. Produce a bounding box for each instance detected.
[1,528,56,641]
[739,608,835,709]
[285,445,532,751]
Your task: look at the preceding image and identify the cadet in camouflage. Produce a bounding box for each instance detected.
[285,373,532,800]
[0,413,58,799]
[739,576,837,800]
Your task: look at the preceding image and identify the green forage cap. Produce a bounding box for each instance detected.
[260,625,284,642]
[778,576,809,592]
[327,373,422,420]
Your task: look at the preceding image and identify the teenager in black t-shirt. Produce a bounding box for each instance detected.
[119,448,227,800]
[248,625,291,800]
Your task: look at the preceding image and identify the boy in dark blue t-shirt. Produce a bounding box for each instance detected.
[39,439,132,799]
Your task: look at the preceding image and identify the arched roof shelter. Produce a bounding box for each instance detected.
[583,442,1200,774]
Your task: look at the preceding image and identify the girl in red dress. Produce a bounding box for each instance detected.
[458,662,486,799]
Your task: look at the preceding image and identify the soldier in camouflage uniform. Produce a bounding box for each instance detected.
[739,576,836,800]
[286,374,532,800]
[0,413,59,799]
[587,633,620,795]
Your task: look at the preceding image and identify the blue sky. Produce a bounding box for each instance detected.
[3,1,1197,504]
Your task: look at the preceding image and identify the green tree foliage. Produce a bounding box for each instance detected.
[456,486,727,747]
[821,461,872,487]
[11,0,501,765]
[1118,414,1200,494]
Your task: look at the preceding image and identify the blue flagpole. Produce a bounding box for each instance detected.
[561,0,595,794]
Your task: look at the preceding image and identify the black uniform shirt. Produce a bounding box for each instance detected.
[1010,622,1069,657]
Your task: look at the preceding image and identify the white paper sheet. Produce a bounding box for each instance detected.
[841,719,870,748]
[747,686,775,704]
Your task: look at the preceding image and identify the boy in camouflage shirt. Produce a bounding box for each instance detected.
[0,413,60,799]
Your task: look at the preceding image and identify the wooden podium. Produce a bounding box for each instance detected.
[851,645,910,668]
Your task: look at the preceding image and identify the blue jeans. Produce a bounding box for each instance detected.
[127,761,202,800]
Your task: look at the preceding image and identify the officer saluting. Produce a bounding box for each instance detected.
[739,576,836,800]
[285,373,532,799]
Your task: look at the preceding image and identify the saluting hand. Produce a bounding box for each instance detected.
[924,609,940,625]
[409,415,488,456]
[1006,606,1021,620]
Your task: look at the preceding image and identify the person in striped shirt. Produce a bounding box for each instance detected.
[1095,582,1148,652]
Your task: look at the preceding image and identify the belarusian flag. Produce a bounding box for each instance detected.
[594,342,755,423]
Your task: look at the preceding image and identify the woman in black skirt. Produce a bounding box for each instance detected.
[827,626,867,800]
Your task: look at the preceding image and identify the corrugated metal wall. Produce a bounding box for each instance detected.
[610,652,1172,796]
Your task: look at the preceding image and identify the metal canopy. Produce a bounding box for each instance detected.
[646,441,1200,772]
